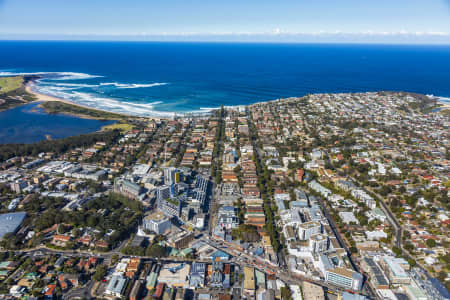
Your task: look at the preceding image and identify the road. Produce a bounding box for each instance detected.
[242,113,368,296]
[3,232,371,298]
[357,180,437,277]
[316,197,356,269]
[204,235,370,296]
[208,181,218,235]
[63,280,95,300]
[3,246,213,264]
[316,196,375,299]
[349,177,450,299]
[355,178,402,248]
[208,109,225,235]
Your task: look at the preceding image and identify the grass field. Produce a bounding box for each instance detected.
[101,123,134,132]
[0,76,23,94]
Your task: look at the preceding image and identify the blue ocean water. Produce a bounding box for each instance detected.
[1,41,450,116]
[0,102,114,144]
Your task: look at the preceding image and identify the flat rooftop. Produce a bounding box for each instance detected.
[144,211,169,221]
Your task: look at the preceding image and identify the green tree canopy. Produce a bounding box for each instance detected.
[426,238,436,248]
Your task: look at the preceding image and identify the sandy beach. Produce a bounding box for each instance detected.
[25,81,132,118]
[26,82,106,110]
[438,101,450,109]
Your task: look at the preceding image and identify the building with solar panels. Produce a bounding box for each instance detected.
[114,178,143,200]
[0,212,26,239]
[361,257,390,289]
[381,256,411,285]
[189,262,206,288]
[191,175,209,208]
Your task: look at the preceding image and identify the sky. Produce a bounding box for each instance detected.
[0,0,450,43]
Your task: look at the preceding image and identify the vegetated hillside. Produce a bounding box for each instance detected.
[40,101,127,120]
[0,76,38,111]
[0,76,23,93]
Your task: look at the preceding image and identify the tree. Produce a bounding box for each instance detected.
[408,259,416,267]
[146,244,167,258]
[92,265,107,282]
[379,237,389,244]
[280,286,292,300]
[438,271,447,281]
[121,246,145,256]
[72,228,82,238]
[441,252,450,264]
[111,254,119,265]
[0,129,121,162]
[404,243,414,252]
[426,238,436,248]
[392,246,402,257]
[233,225,261,243]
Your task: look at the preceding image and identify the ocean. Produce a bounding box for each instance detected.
[1,41,450,116]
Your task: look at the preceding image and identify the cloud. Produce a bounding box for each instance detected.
[1,30,449,44]
[124,30,450,38]
[128,30,450,41]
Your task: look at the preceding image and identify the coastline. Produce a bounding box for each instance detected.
[24,80,216,119]
[21,79,450,118]
[25,81,135,120]
[437,101,450,109]
[431,94,450,112]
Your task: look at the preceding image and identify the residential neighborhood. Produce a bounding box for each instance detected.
[0,91,448,300]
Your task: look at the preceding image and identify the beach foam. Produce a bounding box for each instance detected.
[49,82,99,89]
[34,85,174,117]
[427,94,450,104]
[41,86,82,92]
[99,82,168,89]
[0,71,102,80]
[17,72,174,116]
[2,69,203,117]
[50,72,103,80]
[41,81,168,90]
[199,106,221,111]
[438,96,450,104]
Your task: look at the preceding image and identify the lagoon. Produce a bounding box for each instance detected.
[0,102,114,144]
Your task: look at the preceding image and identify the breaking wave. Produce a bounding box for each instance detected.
[438,96,450,104]
[1,70,175,116]
[50,82,99,89]
[427,94,450,104]
[34,85,174,117]
[42,82,167,90]
[0,71,102,80]
[99,82,168,89]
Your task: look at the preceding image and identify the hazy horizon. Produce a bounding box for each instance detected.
[1,35,450,45]
[1,0,450,44]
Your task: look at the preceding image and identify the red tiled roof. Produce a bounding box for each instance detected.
[44,284,56,296]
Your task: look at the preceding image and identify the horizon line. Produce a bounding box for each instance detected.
[1,39,450,46]
[1,30,449,45]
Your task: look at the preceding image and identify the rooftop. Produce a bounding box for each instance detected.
[0,212,26,239]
